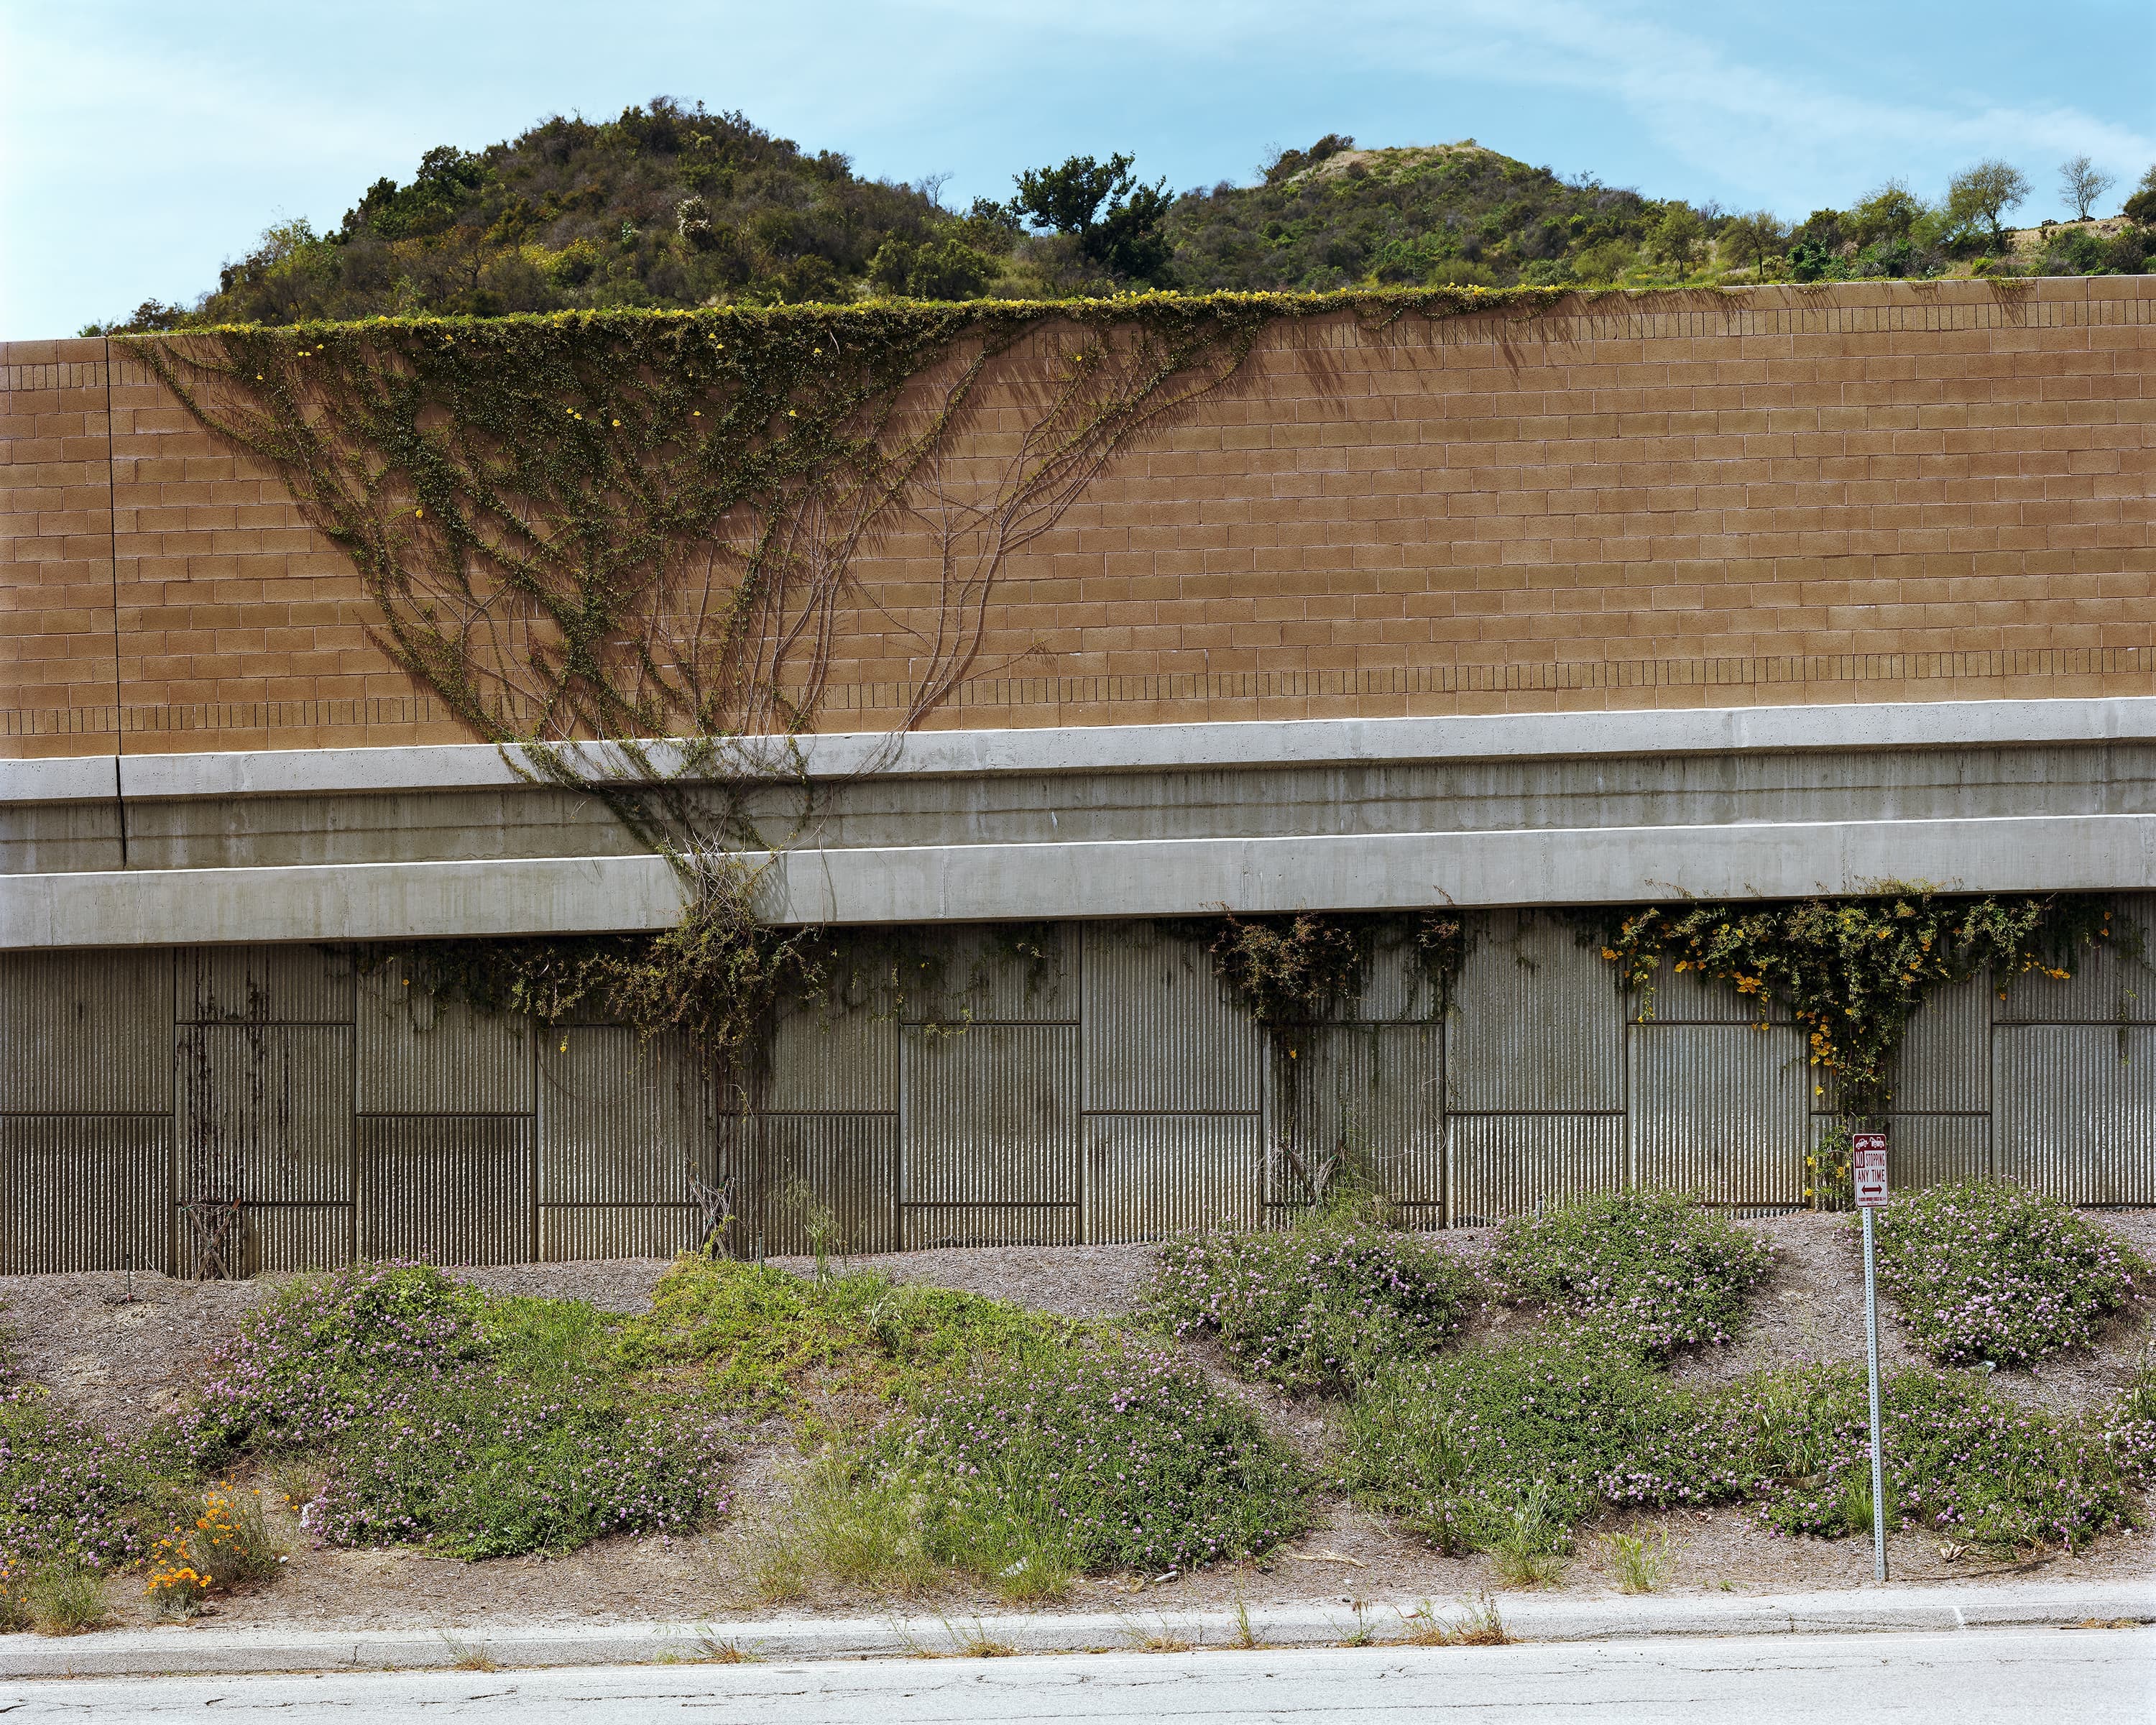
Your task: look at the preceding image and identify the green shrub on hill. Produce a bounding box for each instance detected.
[1490,1190,1773,1358]
[188,1263,723,1558]
[1148,1217,1480,1394]
[1873,1182,2148,1368]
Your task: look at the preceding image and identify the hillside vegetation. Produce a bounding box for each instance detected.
[98,101,2156,332]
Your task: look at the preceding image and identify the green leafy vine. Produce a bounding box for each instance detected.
[1578,891,2119,1121]
[128,288,1559,1074]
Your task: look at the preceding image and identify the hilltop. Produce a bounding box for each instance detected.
[97,105,2152,331]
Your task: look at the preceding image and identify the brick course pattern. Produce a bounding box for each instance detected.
[4,277,2153,759]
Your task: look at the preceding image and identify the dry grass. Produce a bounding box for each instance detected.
[438,1634,497,1672]
[1398,1596,1513,1647]
[28,1566,109,1636]
[1599,1530,1671,1595]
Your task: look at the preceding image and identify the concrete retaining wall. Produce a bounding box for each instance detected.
[6,906,2150,1274]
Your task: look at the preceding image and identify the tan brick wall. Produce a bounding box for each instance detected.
[5,277,2153,758]
[1,340,121,758]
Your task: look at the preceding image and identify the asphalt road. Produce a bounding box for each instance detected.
[3,1628,2149,1723]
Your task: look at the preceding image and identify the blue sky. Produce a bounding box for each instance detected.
[4,0,2151,336]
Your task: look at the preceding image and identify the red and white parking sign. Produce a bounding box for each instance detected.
[1853,1131,1889,1207]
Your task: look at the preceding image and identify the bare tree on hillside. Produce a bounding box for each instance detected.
[2058,155,2115,221]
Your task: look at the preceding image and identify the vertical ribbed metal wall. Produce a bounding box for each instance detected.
[175,944,356,1272]
[0,950,173,1271]
[536,1026,707,1254]
[1,908,2149,1272]
[1629,1023,1809,1206]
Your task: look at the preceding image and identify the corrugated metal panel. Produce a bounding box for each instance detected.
[894,924,1078,1025]
[1628,1023,1809,1205]
[0,1115,170,1274]
[538,1027,711,1205]
[1628,958,1792,1025]
[0,950,171,1113]
[177,945,354,1025]
[1448,912,1626,1111]
[357,1117,533,1264]
[175,1024,354,1203]
[900,1205,1079,1249]
[1082,1115,1261,1241]
[1994,1025,2156,1202]
[1448,1113,1626,1225]
[1081,924,1261,1113]
[539,1205,701,1261]
[1345,928,1445,1024]
[1884,975,1992,1113]
[356,959,534,1115]
[714,1113,900,1256]
[1824,1115,1990,1195]
[902,1023,1078,1205]
[1267,1024,1442,1206]
[238,1205,352,1273]
[762,995,898,1112]
[1997,898,2156,1023]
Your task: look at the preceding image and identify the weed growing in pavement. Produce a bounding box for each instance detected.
[1489,1190,1773,1359]
[1398,1595,1511,1646]
[1148,1215,1480,1394]
[27,1562,109,1634]
[1872,1183,2149,1368]
[185,1263,727,1558]
[949,1619,1018,1657]
[1598,1530,1670,1594]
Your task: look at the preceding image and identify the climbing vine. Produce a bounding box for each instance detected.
[1204,911,1466,1211]
[132,288,1559,1073]
[120,287,1558,771]
[1578,891,2119,1123]
[1206,910,1465,1025]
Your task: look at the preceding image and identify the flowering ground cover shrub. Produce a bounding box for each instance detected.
[2099,1344,2156,1484]
[1489,1190,1772,1358]
[867,1335,1312,1586]
[1729,1366,2137,1551]
[189,1264,724,1558]
[1873,1182,2148,1367]
[1148,1219,1480,1394]
[1342,1345,2138,1559]
[1340,1340,1743,1555]
[0,1393,170,1573]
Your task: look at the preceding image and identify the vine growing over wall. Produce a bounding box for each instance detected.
[1204,910,1466,1210]
[121,287,1556,764]
[132,288,1558,1075]
[1579,891,2119,1124]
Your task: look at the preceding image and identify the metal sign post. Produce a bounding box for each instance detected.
[1853,1129,1890,1583]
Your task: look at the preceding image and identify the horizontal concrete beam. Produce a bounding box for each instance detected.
[11,695,2156,803]
[9,812,2155,947]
